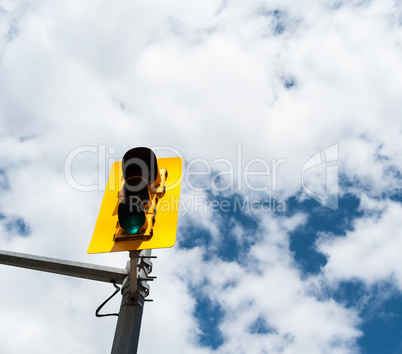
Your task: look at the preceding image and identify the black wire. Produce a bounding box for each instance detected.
[95,280,121,317]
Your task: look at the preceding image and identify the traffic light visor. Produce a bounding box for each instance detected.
[122,147,161,187]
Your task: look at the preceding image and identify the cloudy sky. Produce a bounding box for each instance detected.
[1,0,402,353]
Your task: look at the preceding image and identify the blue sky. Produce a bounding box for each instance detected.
[1,0,402,353]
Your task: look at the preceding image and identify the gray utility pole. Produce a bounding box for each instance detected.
[111,249,154,353]
[0,249,155,354]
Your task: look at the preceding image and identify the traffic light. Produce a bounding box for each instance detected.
[88,147,183,254]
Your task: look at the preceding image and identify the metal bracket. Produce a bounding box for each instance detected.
[129,251,139,294]
[139,276,157,281]
[125,291,143,307]
[120,250,155,307]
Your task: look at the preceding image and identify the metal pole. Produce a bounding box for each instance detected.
[111,283,145,353]
[111,249,153,354]
[0,250,128,284]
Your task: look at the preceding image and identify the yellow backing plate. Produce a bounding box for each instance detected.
[87,157,183,253]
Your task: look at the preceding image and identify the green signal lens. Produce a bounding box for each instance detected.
[118,197,146,234]
[120,215,146,234]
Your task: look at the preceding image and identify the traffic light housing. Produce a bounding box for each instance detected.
[88,147,183,253]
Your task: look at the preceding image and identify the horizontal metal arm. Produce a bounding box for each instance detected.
[0,250,128,284]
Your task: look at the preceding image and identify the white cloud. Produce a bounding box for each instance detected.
[167,215,362,353]
[318,200,402,290]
